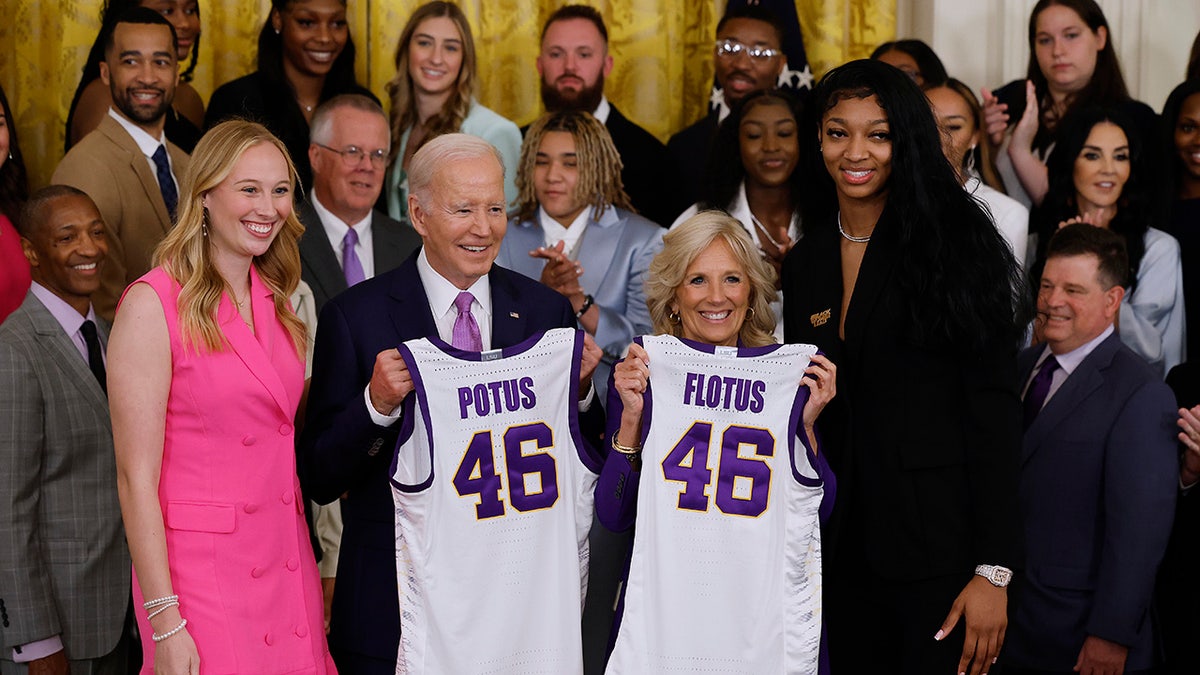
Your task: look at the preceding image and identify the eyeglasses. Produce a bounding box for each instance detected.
[714,39,781,61]
[315,143,388,169]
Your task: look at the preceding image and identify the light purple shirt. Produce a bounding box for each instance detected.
[29,282,103,365]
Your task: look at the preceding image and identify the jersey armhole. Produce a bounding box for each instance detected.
[390,341,436,492]
[788,350,823,487]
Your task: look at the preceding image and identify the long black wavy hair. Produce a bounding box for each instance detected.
[0,83,29,227]
[1035,105,1151,290]
[1162,79,1200,207]
[64,0,200,153]
[804,59,1029,350]
[701,89,806,213]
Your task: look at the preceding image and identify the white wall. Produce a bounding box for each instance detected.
[896,0,1200,111]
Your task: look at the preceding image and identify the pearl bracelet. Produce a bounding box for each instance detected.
[143,594,179,610]
[147,601,179,621]
[152,618,188,642]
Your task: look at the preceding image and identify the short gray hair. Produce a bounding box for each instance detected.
[309,94,389,147]
[408,133,504,206]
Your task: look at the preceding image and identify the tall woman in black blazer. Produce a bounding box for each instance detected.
[781,59,1030,675]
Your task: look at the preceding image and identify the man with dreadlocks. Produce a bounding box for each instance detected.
[499,110,662,401]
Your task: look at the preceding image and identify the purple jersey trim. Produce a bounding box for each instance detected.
[787,348,824,488]
[419,329,548,361]
[390,341,437,493]
[567,330,603,474]
[633,336,654,445]
[674,335,785,358]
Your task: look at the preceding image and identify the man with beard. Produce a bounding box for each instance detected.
[53,7,189,321]
[666,5,785,220]
[535,5,671,227]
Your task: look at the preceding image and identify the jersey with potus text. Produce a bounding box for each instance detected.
[390,328,599,675]
[607,335,825,675]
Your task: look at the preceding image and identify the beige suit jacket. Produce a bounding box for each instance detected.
[51,114,190,321]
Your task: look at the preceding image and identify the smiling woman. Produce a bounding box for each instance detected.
[674,89,805,341]
[383,1,522,224]
[783,59,1029,675]
[1031,106,1185,375]
[108,119,335,674]
[206,0,376,190]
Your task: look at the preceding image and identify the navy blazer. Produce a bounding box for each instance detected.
[297,252,599,661]
[296,202,421,316]
[1005,333,1177,671]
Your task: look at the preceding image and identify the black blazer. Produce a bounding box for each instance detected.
[781,210,1022,580]
[605,104,671,227]
[665,110,719,222]
[297,254,601,661]
[206,71,377,190]
[296,202,421,316]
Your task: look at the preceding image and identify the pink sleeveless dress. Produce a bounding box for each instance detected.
[127,267,335,674]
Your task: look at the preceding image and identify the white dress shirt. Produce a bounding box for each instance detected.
[311,191,376,279]
[107,107,178,193]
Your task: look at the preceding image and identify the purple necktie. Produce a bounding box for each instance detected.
[1023,355,1060,429]
[342,227,365,287]
[452,291,483,352]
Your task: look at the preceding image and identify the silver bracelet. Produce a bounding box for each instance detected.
[143,594,179,610]
[147,601,179,621]
[152,618,188,642]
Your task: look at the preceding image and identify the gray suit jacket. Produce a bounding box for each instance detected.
[1006,332,1178,671]
[498,206,663,398]
[0,292,130,661]
[297,202,421,316]
[52,115,190,322]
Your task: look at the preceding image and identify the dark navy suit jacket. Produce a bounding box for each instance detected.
[1005,332,1177,671]
[298,252,598,662]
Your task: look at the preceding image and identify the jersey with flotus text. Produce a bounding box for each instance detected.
[607,335,825,675]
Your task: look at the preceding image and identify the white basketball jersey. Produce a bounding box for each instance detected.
[606,335,825,675]
[390,328,600,675]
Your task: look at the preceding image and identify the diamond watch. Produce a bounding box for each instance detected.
[974,564,1013,587]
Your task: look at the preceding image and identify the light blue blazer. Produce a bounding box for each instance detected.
[386,100,523,221]
[498,206,664,400]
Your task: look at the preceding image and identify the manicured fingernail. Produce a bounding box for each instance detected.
[934,629,945,640]
[992,656,998,663]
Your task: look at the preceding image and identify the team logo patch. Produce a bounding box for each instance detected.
[810,309,831,327]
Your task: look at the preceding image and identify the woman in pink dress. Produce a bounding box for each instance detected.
[110,120,334,674]
[0,83,31,324]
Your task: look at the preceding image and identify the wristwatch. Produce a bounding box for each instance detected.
[974,564,1013,588]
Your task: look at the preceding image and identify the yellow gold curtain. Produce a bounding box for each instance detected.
[0,0,893,189]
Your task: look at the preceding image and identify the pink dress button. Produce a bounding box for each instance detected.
[242,435,256,446]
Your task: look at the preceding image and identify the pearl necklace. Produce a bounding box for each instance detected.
[837,212,871,243]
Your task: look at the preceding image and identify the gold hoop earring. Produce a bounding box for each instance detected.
[746,306,755,317]
[669,310,681,325]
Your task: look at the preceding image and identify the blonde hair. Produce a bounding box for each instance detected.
[646,211,778,347]
[385,1,476,166]
[514,110,631,222]
[154,119,307,355]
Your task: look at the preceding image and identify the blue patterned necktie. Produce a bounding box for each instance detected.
[152,144,178,219]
